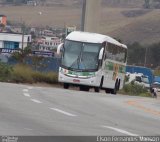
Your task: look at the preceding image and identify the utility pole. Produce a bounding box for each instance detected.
[81,0,86,31]
[144,47,148,67]
[81,0,101,33]
[21,21,25,51]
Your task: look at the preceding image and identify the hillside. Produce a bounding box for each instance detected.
[45,0,159,8]
[100,8,160,45]
[0,1,160,45]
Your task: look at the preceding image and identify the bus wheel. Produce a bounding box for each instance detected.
[111,82,118,95]
[105,89,111,94]
[94,87,100,92]
[63,83,69,89]
[117,80,120,91]
[111,88,117,95]
[80,86,89,92]
[100,77,104,88]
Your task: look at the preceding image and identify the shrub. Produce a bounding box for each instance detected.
[0,62,13,82]
[32,72,58,84]
[45,72,58,84]
[154,69,160,76]
[11,64,34,83]
[120,83,152,97]
[11,64,58,84]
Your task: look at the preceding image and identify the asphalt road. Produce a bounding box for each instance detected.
[0,82,160,141]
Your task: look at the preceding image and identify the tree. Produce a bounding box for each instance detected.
[127,42,145,66]
[6,0,13,3]
[12,46,32,64]
[150,43,160,67]
[154,0,160,2]
[127,42,160,68]
[153,0,160,8]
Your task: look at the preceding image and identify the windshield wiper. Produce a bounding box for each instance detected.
[69,54,81,69]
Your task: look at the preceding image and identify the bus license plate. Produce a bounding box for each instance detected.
[73,79,80,83]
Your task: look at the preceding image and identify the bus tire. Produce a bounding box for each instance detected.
[111,88,117,95]
[94,87,100,92]
[100,77,104,88]
[118,80,121,91]
[111,81,118,95]
[63,83,69,89]
[105,88,111,94]
[80,86,89,92]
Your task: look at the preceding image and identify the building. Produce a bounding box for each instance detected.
[36,36,61,51]
[0,15,7,26]
[0,32,31,53]
[40,30,55,37]
[27,0,37,6]
[11,26,22,33]
[65,26,76,36]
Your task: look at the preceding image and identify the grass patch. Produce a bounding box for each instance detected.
[32,71,58,84]
[11,64,34,83]
[0,63,58,84]
[119,83,152,98]
[0,62,13,82]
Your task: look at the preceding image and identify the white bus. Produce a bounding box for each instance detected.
[57,31,127,94]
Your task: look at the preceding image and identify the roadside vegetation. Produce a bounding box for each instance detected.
[119,81,152,97]
[0,61,153,97]
[0,62,58,84]
[0,62,13,82]
[127,42,160,69]
[154,67,160,76]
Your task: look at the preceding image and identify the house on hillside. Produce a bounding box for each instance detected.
[40,30,55,36]
[27,0,37,6]
[0,32,31,53]
[34,36,61,51]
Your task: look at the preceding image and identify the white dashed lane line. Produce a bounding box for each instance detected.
[101,126,139,136]
[50,108,77,117]
[23,87,77,118]
[24,128,33,131]
[23,93,31,97]
[23,89,29,92]
[27,86,33,90]
[31,99,42,104]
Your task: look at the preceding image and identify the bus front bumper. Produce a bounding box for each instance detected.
[58,72,100,87]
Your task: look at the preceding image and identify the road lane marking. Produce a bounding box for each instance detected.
[31,99,42,104]
[126,100,160,116]
[27,86,33,90]
[50,108,77,117]
[23,93,30,97]
[102,126,138,136]
[24,128,32,131]
[23,89,28,92]
[36,87,42,89]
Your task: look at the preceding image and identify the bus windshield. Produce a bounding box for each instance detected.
[61,40,101,71]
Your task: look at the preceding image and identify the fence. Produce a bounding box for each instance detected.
[0,54,60,72]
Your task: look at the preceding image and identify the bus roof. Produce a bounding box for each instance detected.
[66,31,127,48]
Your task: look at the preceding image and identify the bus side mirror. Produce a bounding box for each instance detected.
[99,48,104,60]
[57,43,64,55]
